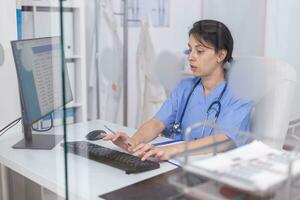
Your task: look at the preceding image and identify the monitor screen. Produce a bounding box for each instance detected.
[11,37,73,125]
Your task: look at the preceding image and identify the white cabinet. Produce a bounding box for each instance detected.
[21,0,87,123]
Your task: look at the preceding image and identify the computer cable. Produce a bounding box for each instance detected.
[0,117,22,137]
[31,114,54,132]
[0,116,55,137]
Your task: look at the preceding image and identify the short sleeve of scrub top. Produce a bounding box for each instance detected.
[154,77,253,147]
[216,99,253,147]
[153,79,186,131]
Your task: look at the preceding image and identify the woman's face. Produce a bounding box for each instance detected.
[187,34,224,78]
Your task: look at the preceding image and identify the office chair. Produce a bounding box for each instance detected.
[227,56,298,149]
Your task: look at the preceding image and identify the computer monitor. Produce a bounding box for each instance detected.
[11,37,73,149]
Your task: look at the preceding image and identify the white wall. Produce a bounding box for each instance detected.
[202,0,300,121]
[203,0,267,56]
[264,0,300,120]
[0,1,21,129]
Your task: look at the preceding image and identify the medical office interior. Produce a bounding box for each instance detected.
[1,0,300,199]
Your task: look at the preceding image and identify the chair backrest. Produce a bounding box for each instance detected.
[227,56,298,149]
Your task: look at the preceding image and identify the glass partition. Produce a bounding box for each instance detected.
[170,122,300,200]
[2,1,300,200]
[0,1,70,200]
[63,0,299,199]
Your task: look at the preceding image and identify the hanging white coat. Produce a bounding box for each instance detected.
[87,0,123,123]
[135,18,167,127]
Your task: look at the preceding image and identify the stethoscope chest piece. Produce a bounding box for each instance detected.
[171,122,181,134]
[170,78,227,138]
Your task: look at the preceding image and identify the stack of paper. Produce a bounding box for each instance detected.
[185,141,300,194]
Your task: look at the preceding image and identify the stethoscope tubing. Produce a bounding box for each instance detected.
[172,78,227,138]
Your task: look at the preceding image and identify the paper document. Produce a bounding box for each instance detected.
[185,141,300,194]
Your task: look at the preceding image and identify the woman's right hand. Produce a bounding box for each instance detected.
[102,132,138,152]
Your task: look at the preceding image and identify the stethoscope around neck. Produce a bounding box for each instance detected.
[171,78,228,138]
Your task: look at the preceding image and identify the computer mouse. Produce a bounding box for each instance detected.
[85,130,107,141]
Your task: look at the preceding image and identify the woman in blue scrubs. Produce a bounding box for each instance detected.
[104,19,253,161]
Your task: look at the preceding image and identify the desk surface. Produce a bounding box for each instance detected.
[0,120,177,200]
[101,168,182,200]
[100,168,207,200]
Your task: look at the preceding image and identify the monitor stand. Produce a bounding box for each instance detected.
[12,122,63,150]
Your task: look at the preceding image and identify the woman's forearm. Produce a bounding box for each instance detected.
[131,119,165,144]
[170,133,231,156]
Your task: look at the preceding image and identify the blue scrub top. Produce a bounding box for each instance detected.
[154,77,254,147]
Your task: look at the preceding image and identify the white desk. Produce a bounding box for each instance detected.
[0,120,177,200]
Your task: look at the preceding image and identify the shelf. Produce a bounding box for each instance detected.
[66,102,82,108]
[22,0,82,9]
[21,0,88,123]
[65,55,80,62]
[65,55,80,59]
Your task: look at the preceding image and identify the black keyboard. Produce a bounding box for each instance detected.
[61,141,160,174]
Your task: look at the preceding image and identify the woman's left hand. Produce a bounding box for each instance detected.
[132,143,178,161]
